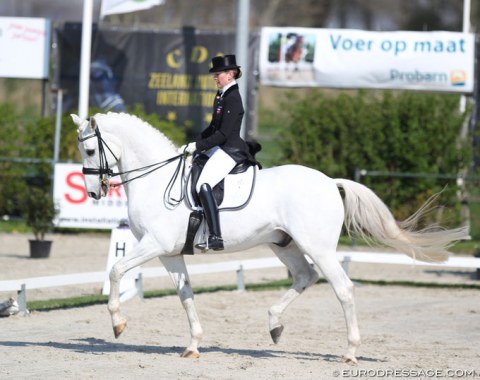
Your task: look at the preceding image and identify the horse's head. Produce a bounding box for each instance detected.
[71,114,121,200]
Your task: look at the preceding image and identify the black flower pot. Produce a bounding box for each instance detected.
[29,240,52,259]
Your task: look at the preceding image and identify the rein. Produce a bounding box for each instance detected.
[79,126,187,208]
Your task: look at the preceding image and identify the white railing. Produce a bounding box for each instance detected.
[1,251,479,314]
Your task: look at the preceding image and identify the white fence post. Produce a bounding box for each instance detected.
[236,265,245,292]
[17,284,29,315]
[342,255,351,275]
[135,273,144,300]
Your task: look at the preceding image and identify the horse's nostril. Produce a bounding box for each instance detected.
[88,192,99,200]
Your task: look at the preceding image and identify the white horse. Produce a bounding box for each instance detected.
[72,112,468,364]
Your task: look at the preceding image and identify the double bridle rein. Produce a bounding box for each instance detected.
[79,125,187,208]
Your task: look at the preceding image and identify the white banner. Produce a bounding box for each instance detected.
[259,27,475,93]
[53,163,128,229]
[0,17,51,79]
[100,0,164,18]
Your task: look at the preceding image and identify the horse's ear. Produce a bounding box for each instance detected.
[71,114,82,126]
[71,114,86,133]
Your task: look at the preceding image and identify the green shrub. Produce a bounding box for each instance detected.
[0,104,186,218]
[273,90,471,227]
[0,103,29,215]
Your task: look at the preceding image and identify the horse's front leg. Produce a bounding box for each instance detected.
[159,255,203,358]
[108,261,126,338]
[108,236,161,338]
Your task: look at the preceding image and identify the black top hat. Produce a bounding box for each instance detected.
[209,54,241,75]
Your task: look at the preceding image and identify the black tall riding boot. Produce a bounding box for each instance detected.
[195,183,224,251]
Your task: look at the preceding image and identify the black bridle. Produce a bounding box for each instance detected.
[79,126,187,208]
[79,127,116,178]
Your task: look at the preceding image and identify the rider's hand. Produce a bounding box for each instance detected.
[179,142,197,155]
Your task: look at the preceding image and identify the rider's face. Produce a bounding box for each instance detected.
[213,70,233,89]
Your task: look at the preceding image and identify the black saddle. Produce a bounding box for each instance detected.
[190,154,255,207]
[189,141,262,207]
[181,141,262,255]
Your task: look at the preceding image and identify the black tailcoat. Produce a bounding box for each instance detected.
[195,84,254,164]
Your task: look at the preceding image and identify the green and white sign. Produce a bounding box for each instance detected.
[260,27,475,93]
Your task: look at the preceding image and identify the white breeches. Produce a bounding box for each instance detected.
[196,147,236,193]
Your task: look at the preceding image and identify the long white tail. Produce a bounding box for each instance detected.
[335,178,470,263]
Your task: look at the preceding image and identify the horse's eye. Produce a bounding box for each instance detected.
[86,149,95,156]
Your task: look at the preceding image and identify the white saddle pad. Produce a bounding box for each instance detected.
[185,165,256,210]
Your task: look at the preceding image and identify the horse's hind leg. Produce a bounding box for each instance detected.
[268,244,320,344]
[310,253,360,364]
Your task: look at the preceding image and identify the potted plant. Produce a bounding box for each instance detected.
[22,187,59,258]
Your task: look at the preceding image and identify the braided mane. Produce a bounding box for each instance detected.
[94,112,177,151]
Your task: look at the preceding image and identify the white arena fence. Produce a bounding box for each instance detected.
[1,251,479,315]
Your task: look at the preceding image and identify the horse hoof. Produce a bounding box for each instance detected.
[341,355,358,365]
[180,350,200,359]
[270,325,284,344]
[113,321,127,338]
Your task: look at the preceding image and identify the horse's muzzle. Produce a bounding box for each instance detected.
[88,192,101,200]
